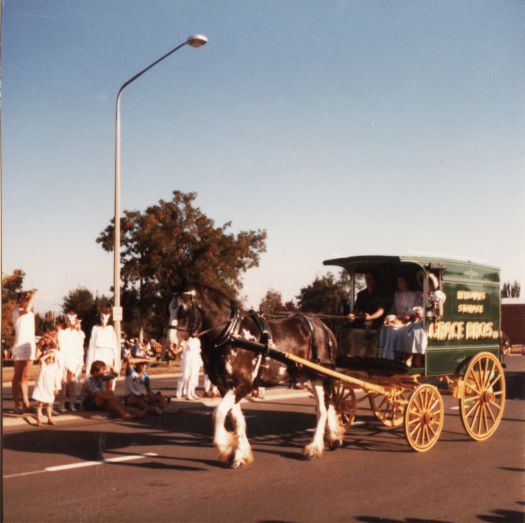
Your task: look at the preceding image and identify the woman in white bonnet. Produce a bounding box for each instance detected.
[428,273,446,318]
[86,308,120,388]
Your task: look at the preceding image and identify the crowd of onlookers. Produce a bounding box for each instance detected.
[6,289,208,427]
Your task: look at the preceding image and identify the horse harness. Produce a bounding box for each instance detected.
[172,292,334,384]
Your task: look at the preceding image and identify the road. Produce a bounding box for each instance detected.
[3,358,524,523]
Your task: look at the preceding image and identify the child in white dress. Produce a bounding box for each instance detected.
[32,349,62,425]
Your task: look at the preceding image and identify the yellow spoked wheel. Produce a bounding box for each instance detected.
[460,352,506,441]
[369,388,411,428]
[404,384,444,452]
[332,382,357,429]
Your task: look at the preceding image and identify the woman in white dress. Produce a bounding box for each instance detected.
[378,277,420,359]
[86,308,120,389]
[11,290,37,413]
[57,311,85,411]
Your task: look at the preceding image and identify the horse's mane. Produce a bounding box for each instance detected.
[188,281,239,311]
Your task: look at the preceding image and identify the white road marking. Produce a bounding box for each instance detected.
[4,452,158,479]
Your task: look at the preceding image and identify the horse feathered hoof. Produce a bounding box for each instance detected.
[229,448,253,469]
[215,433,237,464]
[303,444,323,460]
[328,439,343,451]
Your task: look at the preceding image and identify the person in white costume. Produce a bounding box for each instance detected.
[86,308,120,389]
[166,296,181,364]
[11,290,37,414]
[32,349,62,425]
[203,375,219,398]
[176,333,202,400]
[57,311,85,412]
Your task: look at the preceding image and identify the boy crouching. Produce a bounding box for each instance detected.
[124,358,168,415]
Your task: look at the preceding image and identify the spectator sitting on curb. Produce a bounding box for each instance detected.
[81,360,146,419]
[123,357,168,414]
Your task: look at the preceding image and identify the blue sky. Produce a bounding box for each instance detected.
[3,0,524,313]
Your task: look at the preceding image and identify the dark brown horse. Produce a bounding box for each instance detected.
[169,283,346,468]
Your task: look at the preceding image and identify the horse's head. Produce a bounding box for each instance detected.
[168,289,202,335]
[168,283,238,343]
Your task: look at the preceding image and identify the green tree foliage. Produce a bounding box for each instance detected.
[501,280,521,298]
[296,271,350,315]
[34,311,56,336]
[62,287,111,339]
[97,191,267,337]
[2,269,26,348]
[258,289,285,315]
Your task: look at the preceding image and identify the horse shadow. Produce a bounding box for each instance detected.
[3,401,493,468]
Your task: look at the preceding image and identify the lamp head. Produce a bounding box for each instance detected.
[187,34,208,48]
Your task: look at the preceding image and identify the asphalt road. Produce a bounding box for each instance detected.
[3,358,524,523]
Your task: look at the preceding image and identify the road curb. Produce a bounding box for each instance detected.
[2,371,182,389]
[2,387,312,431]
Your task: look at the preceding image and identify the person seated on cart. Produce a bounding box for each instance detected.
[347,273,386,356]
[379,276,421,359]
[348,273,386,328]
[396,274,446,368]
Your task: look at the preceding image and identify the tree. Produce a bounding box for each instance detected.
[34,311,56,336]
[97,191,267,337]
[62,287,111,339]
[501,280,521,298]
[258,289,285,315]
[296,271,350,315]
[2,269,26,347]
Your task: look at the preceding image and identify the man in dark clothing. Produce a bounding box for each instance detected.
[348,273,386,329]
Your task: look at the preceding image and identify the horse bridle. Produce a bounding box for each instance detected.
[169,291,237,339]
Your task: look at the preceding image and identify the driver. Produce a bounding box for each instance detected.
[348,273,386,329]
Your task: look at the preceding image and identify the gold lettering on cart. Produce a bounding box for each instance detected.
[457,291,486,301]
[458,304,484,314]
[428,321,495,341]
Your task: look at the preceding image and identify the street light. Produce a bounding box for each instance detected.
[113,34,208,348]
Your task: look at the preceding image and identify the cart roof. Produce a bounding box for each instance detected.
[323,255,500,276]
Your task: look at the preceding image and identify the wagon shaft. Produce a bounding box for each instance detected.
[230,336,390,395]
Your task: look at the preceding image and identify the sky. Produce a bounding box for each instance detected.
[3,0,525,313]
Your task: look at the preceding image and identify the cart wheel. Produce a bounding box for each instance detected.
[332,382,356,429]
[369,388,410,428]
[404,384,444,452]
[459,352,506,442]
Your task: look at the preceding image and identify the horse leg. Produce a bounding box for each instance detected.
[303,380,328,460]
[229,402,254,468]
[326,402,345,451]
[213,389,237,464]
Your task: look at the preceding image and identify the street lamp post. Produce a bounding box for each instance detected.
[113,34,208,348]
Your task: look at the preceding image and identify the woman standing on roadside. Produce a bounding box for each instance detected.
[11,290,37,414]
[86,308,120,389]
[57,311,85,411]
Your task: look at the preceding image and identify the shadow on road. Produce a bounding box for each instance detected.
[4,398,521,470]
[354,517,454,523]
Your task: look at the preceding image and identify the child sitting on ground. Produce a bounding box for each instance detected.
[123,358,168,414]
[82,360,146,419]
